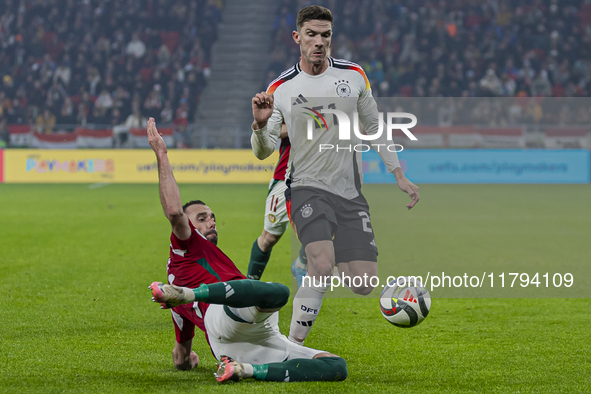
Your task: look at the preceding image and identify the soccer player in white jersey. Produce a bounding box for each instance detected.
[250,5,420,345]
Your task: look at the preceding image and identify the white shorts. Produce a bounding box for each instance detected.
[263,179,289,236]
[204,303,324,364]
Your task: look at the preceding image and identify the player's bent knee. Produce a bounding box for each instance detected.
[333,357,348,381]
[311,260,333,278]
[258,282,290,309]
[274,282,290,306]
[260,231,281,251]
[312,356,348,381]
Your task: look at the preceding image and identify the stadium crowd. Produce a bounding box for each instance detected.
[1,0,591,146]
[269,0,591,99]
[0,0,222,139]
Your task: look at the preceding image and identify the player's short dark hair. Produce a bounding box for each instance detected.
[182,200,206,212]
[296,5,333,30]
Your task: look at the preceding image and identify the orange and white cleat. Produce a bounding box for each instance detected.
[149,282,194,309]
[214,355,247,383]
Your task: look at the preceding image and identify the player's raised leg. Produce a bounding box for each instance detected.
[215,353,347,383]
[150,279,289,310]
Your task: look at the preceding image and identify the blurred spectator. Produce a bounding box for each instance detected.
[531,71,552,97]
[2,76,15,98]
[111,108,123,127]
[0,0,221,132]
[95,89,114,111]
[76,103,89,126]
[143,85,165,122]
[501,74,517,96]
[124,108,147,129]
[35,108,57,134]
[54,61,72,87]
[59,97,75,124]
[126,33,147,59]
[479,69,504,96]
[7,99,27,124]
[161,100,174,124]
[271,0,591,99]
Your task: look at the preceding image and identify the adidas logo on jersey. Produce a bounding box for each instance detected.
[292,94,308,106]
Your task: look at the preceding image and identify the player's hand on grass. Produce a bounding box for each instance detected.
[252,91,274,130]
[394,168,420,210]
[147,117,167,155]
[190,351,199,369]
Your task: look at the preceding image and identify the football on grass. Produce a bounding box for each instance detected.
[380,276,431,328]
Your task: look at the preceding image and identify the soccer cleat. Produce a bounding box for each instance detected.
[291,258,307,288]
[214,355,247,383]
[149,282,194,309]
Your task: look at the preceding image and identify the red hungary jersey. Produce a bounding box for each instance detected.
[166,220,245,340]
[273,137,291,181]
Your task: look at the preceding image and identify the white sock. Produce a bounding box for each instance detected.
[288,276,328,344]
[241,363,254,378]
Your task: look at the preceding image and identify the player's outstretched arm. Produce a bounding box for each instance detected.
[251,91,280,160]
[147,117,191,239]
[357,83,420,210]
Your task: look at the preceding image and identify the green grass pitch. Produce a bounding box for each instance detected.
[0,183,589,393]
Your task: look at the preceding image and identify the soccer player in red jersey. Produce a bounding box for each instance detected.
[146,118,347,383]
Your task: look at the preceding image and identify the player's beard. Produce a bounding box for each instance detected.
[205,230,218,245]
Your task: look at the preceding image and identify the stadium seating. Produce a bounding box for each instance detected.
[269,0,591,99]
[1,0,590,148]
[0,0,223,145]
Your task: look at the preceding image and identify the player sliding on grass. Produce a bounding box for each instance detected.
[247,124,308,286]
[146,118,347,383]
[251,5,420,345]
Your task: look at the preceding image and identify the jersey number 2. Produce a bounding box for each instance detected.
[358,212,373,233]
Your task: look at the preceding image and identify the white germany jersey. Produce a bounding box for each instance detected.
[252,57,400,200]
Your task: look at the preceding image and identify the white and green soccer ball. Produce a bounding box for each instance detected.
[380,276,431,328]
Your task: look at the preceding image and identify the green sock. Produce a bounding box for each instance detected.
[192,280,289,309]
[247,240,272,280]
[253,357,347,382]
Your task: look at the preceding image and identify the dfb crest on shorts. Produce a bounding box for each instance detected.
[300,204,313,218]
[335,80,351,97]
